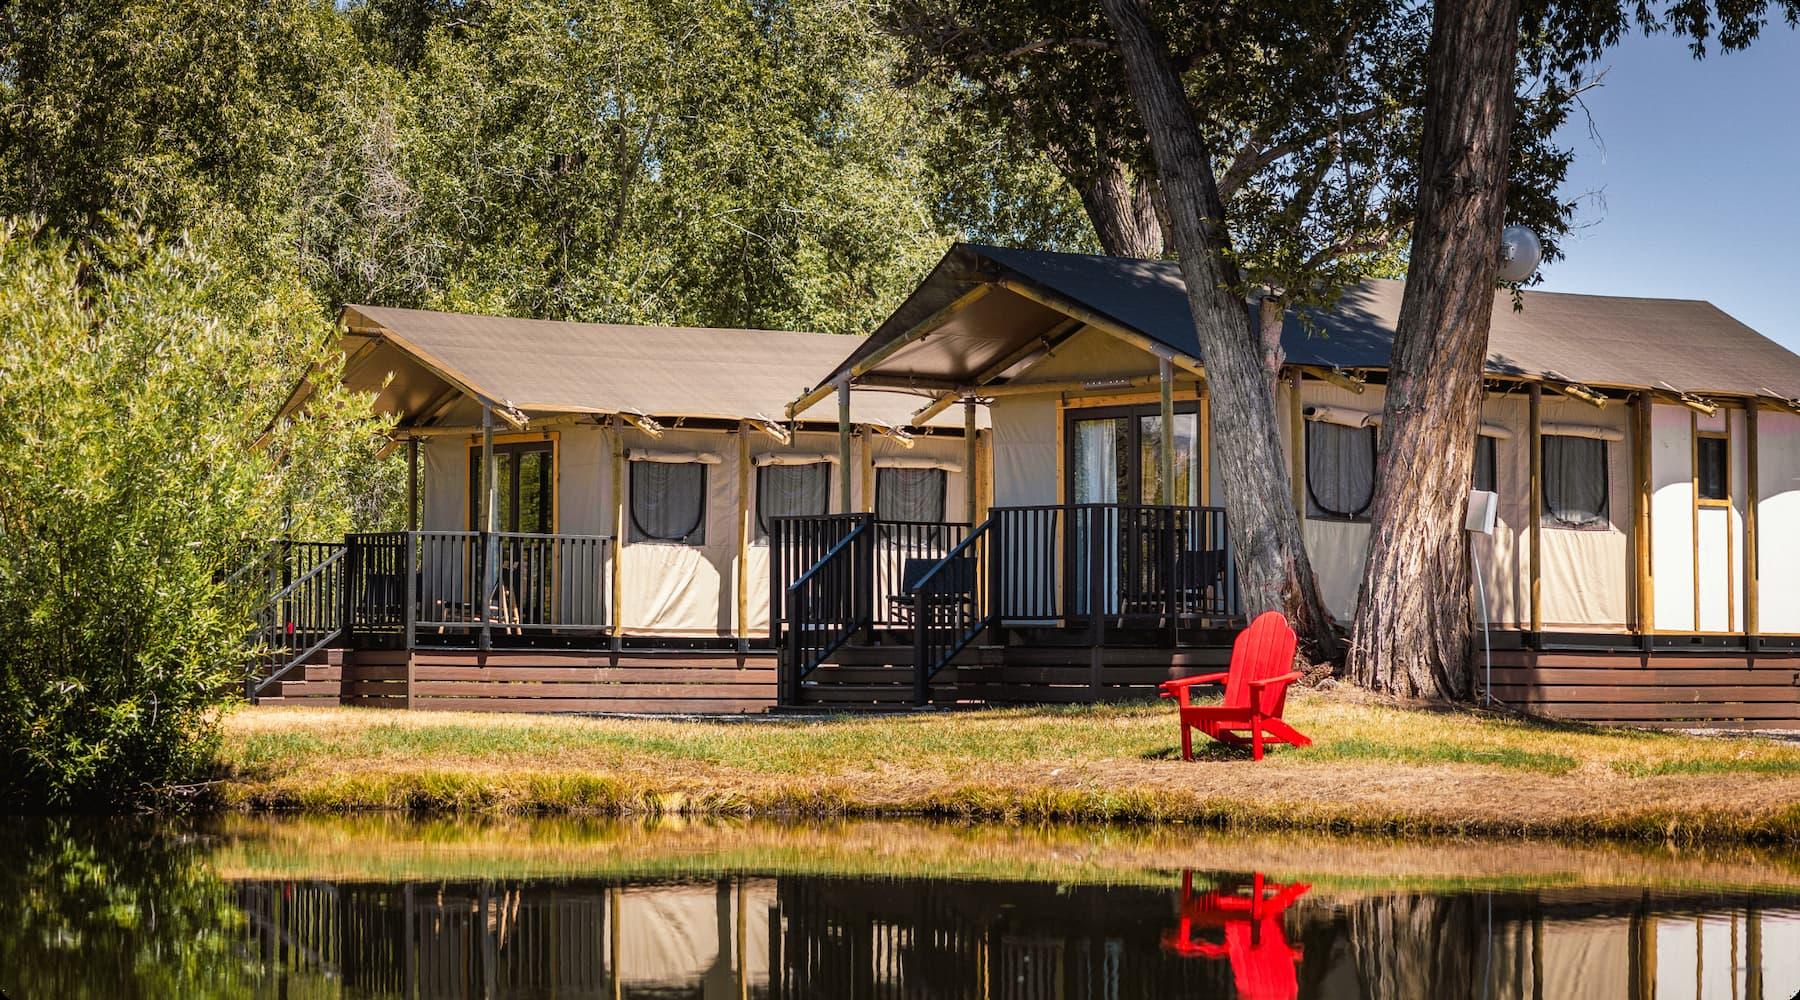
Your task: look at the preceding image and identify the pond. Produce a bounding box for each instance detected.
[2,815,1798,999]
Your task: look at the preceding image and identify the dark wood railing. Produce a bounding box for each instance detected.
[768,514,871,652]
[779,520,875,701]
[909,520,994,703]
[245,543,346,699]
[771,504,1242,705]
[343,530,611,650]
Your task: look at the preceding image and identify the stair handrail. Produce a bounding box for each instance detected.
[782,519,875,702]
[246,545,346,700]
[907,514,998,704]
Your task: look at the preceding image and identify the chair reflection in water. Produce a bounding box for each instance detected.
[1162,870,1309,1000]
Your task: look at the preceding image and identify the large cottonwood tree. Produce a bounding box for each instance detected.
[1348,0,1800,697]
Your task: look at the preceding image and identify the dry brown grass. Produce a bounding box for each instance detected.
[217,692,1800,843]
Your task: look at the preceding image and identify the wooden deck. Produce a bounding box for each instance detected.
[1486,646,1800,729]
[254,647,779,713]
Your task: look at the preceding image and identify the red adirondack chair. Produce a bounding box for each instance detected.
[1162,870,1309,1000]
[1159,610,1310,761]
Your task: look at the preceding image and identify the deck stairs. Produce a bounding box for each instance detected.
[248,648,346,706]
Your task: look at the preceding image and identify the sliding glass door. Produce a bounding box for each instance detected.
[1066,403,1203,615]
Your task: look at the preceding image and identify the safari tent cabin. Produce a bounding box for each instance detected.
[251,305,988,711]
[774,243,1800,725]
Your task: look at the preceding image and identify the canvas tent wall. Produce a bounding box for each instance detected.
[324,304,987,641]
[814,242,1800,643]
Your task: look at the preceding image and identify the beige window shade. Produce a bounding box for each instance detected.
[873,456,962,472]
[752,452,838,467]
[1303,406,1381,429]
[1540,423,1624,442]
[1477,423,1515,440]
[627,448,723,464]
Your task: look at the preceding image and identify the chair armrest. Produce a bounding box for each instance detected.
[1158,672,1229,705]
[1246,671,1302,689]
[1160,672,1229,690]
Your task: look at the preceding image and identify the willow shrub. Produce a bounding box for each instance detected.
[0,221,389,810]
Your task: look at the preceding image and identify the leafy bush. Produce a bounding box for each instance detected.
[0,221,389,810]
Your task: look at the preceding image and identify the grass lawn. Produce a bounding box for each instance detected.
[217,691,1800,843]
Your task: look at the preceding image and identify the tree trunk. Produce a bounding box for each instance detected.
[1345,0,1521,697]
[1257,296,1286,390]
[1073,159,1165,258]
[1100,0,1340,661]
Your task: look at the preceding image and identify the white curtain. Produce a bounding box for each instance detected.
[756,463,829,538]
[1306,421,1376,518]
[876,468,946,523]
[1543,436,1609,528]
[630,461,707,544]
[1072,418,1122,504]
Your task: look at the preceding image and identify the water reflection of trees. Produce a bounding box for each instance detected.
[0,817,254,999]
[4,821,1796,1000]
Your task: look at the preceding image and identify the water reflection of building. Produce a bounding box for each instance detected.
[233,874,1800,999]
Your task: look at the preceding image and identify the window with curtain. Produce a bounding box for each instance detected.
[1473,435,1498,493]
[876,468,947,523]
[1306,421,1376,519]
[1696,436,1729,501]
[755,463,830,539]
[1542,436,1609,528]
[630,461,707,544]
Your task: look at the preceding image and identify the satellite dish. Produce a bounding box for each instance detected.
[1497,225,1543,283]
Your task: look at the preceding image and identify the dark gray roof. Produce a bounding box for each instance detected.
[837,244,1800,399]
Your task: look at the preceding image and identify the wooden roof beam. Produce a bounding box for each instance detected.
[995,277,1206,378]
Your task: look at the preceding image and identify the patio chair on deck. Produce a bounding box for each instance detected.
[888,556,977,627]
[1159,610,1309,761]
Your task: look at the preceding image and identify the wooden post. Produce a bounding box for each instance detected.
[1632,393,1654,639]
[1746,402,1760,645]
[860,429,875,512]
[610,424,626,649]
[406,436,420,531]
[609,887,623,1000]
[480,404,497,653]
[736,423,751,650]
[1158,355,1176,503]
[964,397,979,524]
[836,377,854,513]
[1288,370,1305,516]
[1198,382,1212,505]
[1528,383,1543,637]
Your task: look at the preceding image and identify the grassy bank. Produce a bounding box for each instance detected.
[204,813,1800,894]
[218,693,1800,843]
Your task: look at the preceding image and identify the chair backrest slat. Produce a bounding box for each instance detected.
[1221,611,1298,712]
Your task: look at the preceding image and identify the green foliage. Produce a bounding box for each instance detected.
[0,222,390,810]
[0,817,255,998]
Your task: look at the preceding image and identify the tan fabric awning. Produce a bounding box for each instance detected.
[830,243,1800,401]
[338,304,983,430]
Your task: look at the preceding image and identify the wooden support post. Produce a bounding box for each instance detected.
[860,429,875,512]
[406,436,420,531]
[1746,402,1761,644]
[964,397,979,524]
[1288,371,1306,515]
[1633,393,1654,638]
[609,886,623,1000]
[1198,382,1211,505]
[610,424,626,648]
[736,422,751,650]
[1528,383,1543,637]
[836,377,853,513]
[480,404,496,653]
[1159,355,1176,503]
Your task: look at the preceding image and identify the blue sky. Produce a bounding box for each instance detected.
[1536,26,1800,351]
